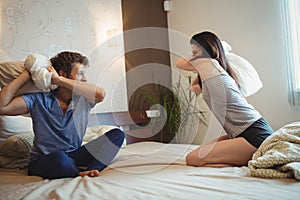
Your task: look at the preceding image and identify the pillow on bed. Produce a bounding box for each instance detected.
[0,115,33,143]
[0,61,41,95]
[0,132,34,169]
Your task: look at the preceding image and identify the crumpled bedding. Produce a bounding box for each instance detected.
[248,122,300,180]
[0,142,299,200]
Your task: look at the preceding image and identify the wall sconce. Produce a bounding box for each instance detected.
[106,28,122,48]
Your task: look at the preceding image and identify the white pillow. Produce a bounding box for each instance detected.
[83,126,126,147]
[221,41,263,97]
[226,53,263,97]
[0,115,33,141]
[24,54,58,92]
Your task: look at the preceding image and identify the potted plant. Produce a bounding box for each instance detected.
[129,73,206,143]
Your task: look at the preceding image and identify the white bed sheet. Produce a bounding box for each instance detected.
[0,142,299,200]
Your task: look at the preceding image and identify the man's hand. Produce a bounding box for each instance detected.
[47,66,60,85]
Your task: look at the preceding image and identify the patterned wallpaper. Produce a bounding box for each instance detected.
[0,0,128,113]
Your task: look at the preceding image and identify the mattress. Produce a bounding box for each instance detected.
[0,142,299,200]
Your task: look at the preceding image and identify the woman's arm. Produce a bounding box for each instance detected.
[0,70,30,115]
[175,57,197,71]
[176,55,206,71]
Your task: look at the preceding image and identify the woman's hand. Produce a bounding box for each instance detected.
[190,84,202,93]
[190,75,202,93]
[47,66,60,85]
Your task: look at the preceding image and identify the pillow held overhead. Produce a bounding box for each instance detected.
[221,41,263,97]
[24,54,58,92]
[0,61,41,95]
[0,54,58,95]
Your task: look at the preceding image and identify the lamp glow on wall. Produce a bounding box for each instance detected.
[106,28,122,48]
[89,25,127,113]
[95,26,123,49]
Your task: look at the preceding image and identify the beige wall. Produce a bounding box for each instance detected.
[0,0,127,113]
[167,0,300,143]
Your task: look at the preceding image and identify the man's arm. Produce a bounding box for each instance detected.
[48,66,105,104]
[0,70,30,115]
[58,77,106,103]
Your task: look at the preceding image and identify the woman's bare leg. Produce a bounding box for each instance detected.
[206,135,229,144]
[186,137,257,167]
[202,163,236,168]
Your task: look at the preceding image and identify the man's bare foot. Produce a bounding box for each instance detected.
[79,170,100,177]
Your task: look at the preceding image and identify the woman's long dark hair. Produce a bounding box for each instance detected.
[190,31,239,88]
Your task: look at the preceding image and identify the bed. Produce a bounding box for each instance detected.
[0,111,299,200]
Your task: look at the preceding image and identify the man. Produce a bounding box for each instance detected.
[0,51,125,179]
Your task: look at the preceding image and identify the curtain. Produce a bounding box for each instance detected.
[281,0,300,107]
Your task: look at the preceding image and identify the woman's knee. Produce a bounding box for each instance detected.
[186,152,194,166]
[186,150,206,167]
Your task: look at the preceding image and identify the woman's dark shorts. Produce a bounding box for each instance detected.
[237,118,274,148]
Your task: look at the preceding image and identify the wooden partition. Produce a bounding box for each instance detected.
[121,0,175,143]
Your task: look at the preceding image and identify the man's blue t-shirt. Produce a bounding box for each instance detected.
[22,92,95,161]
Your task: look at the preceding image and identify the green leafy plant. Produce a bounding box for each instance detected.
[141,83,181,142]
[130,73,206,143]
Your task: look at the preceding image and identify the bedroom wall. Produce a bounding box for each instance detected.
[167,0,300,144]
[0,0,128,113]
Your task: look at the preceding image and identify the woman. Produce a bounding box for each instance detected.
[176,31,273,167]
